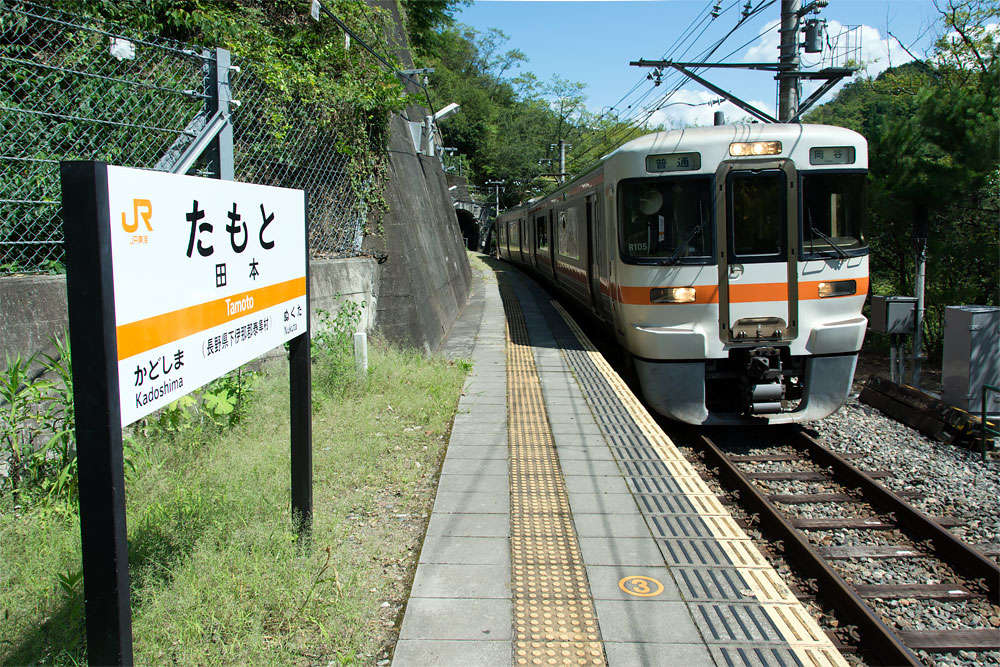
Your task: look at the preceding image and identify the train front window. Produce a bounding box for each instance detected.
[801,172,866,255]
[728,170,785,260]
[619,177,712,263]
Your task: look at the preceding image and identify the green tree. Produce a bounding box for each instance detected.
[807,0,999,354]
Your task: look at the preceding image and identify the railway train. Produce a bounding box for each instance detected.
[495,123,869,425]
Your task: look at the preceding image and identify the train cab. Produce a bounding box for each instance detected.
[497,123,869,425]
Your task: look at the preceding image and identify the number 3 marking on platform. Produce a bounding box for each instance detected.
[618,575,664,597]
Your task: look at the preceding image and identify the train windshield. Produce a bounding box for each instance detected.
[619,177,712,263]
[728,170,786,260]
[801,172,866,255]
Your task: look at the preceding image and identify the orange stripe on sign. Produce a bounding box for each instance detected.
[115,276,306,360]
[614,277,869,305]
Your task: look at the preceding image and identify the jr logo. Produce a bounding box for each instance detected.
[122,199,153,233]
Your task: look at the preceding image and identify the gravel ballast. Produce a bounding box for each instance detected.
[812,398,1000,550]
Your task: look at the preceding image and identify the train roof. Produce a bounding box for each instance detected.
[498,123,867,220]
[606,123,866,162]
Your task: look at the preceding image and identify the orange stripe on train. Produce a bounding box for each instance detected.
[614,277,869,305]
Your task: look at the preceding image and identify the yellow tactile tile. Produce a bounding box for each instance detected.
[501,285,607,667]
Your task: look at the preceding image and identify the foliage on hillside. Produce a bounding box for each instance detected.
[48,0,411,210]
[408,13,647,207]
[807,0,998,354]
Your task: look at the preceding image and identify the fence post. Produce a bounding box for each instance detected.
[204,47,234,180]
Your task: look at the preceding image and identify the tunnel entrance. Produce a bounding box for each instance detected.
[456,208,479,251]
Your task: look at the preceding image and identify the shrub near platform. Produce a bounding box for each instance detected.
[0,327,468,664]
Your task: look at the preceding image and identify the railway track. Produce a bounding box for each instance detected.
[680,425,1000,665]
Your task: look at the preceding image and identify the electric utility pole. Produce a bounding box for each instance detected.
[778,0,802,121]
[486,180,505,218]
[629,0,846,124]
[550,140,572,184]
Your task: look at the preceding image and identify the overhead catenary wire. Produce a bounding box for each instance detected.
[565,1,755,168]
[565,0,778,173]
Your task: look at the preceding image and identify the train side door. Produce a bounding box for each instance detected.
[715,160,799,343]
[517,218,528,264]
[585,197,596,307]
[549,211,558,285]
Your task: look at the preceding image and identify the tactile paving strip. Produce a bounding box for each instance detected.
[501,283,606,666]
[545,299,847,667]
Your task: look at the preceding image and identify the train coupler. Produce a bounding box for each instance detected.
[745,347,785,415]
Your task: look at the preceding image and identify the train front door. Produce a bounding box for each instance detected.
[715,160,799,343]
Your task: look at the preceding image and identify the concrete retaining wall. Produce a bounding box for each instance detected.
[0,257,379,372]
[366,114,472,353]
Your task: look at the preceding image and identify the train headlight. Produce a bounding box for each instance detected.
[817,279,857,298]
[729,141,782,157]
[650,287,696,303]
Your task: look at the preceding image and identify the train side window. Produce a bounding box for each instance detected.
[728,170,785,260]
[619,176,713,264]
[558,209,581,259]
[801,172,867,256]
[536,215,548,251]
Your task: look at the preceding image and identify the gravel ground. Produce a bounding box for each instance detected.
[833,556,961,585]
[870,597,1000,631]
[802,526,913,547]
[812,398,1000,549]
[736,459,828,473]
[777,501,882,519]
[759,479,856,495]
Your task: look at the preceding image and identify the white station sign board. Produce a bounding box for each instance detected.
[105,166,307,425]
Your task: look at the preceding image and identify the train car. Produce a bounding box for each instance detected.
[496,123,868,425]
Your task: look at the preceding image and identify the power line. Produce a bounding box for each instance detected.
[565,0,756,168]
[566,0,777,171]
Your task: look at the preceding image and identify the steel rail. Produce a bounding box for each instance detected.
[791,429,1000,603]
[692,429,921,666]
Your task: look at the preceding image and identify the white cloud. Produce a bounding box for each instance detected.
[739,19,917,107]
[743,19,914,79]
[645,89,775,129]
[743,20,781,64]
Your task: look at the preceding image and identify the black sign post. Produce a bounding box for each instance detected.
[60,161,312,665]
[289,197,313,534]
[61,161,134,665]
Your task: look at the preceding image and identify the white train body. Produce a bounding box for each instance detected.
[496,123,869,424]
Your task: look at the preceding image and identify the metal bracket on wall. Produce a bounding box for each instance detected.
[155,47,235,179]
[164,109,231,175]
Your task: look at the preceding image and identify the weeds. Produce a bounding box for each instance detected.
[135,369,258,443]
[0,337,76,503]
[312,300,366,395]
[2,332,470,664]
[0,333,261,511]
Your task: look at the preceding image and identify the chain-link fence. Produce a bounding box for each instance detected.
[232,64,366,259]
[1,0,367,274]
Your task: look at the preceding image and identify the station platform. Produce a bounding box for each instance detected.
[394,258,847,667]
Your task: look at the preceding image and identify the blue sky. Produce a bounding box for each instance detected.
[454,1,945,126]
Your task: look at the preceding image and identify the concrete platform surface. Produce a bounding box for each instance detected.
[394,256,845,667]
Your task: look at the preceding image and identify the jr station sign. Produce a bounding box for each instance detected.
[105,165,308,424]
[60,162,313,666]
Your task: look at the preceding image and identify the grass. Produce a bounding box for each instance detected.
[0,337,468,664]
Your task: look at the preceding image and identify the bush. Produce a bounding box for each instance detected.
[312,300,366,396]
[0,337,76,504]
